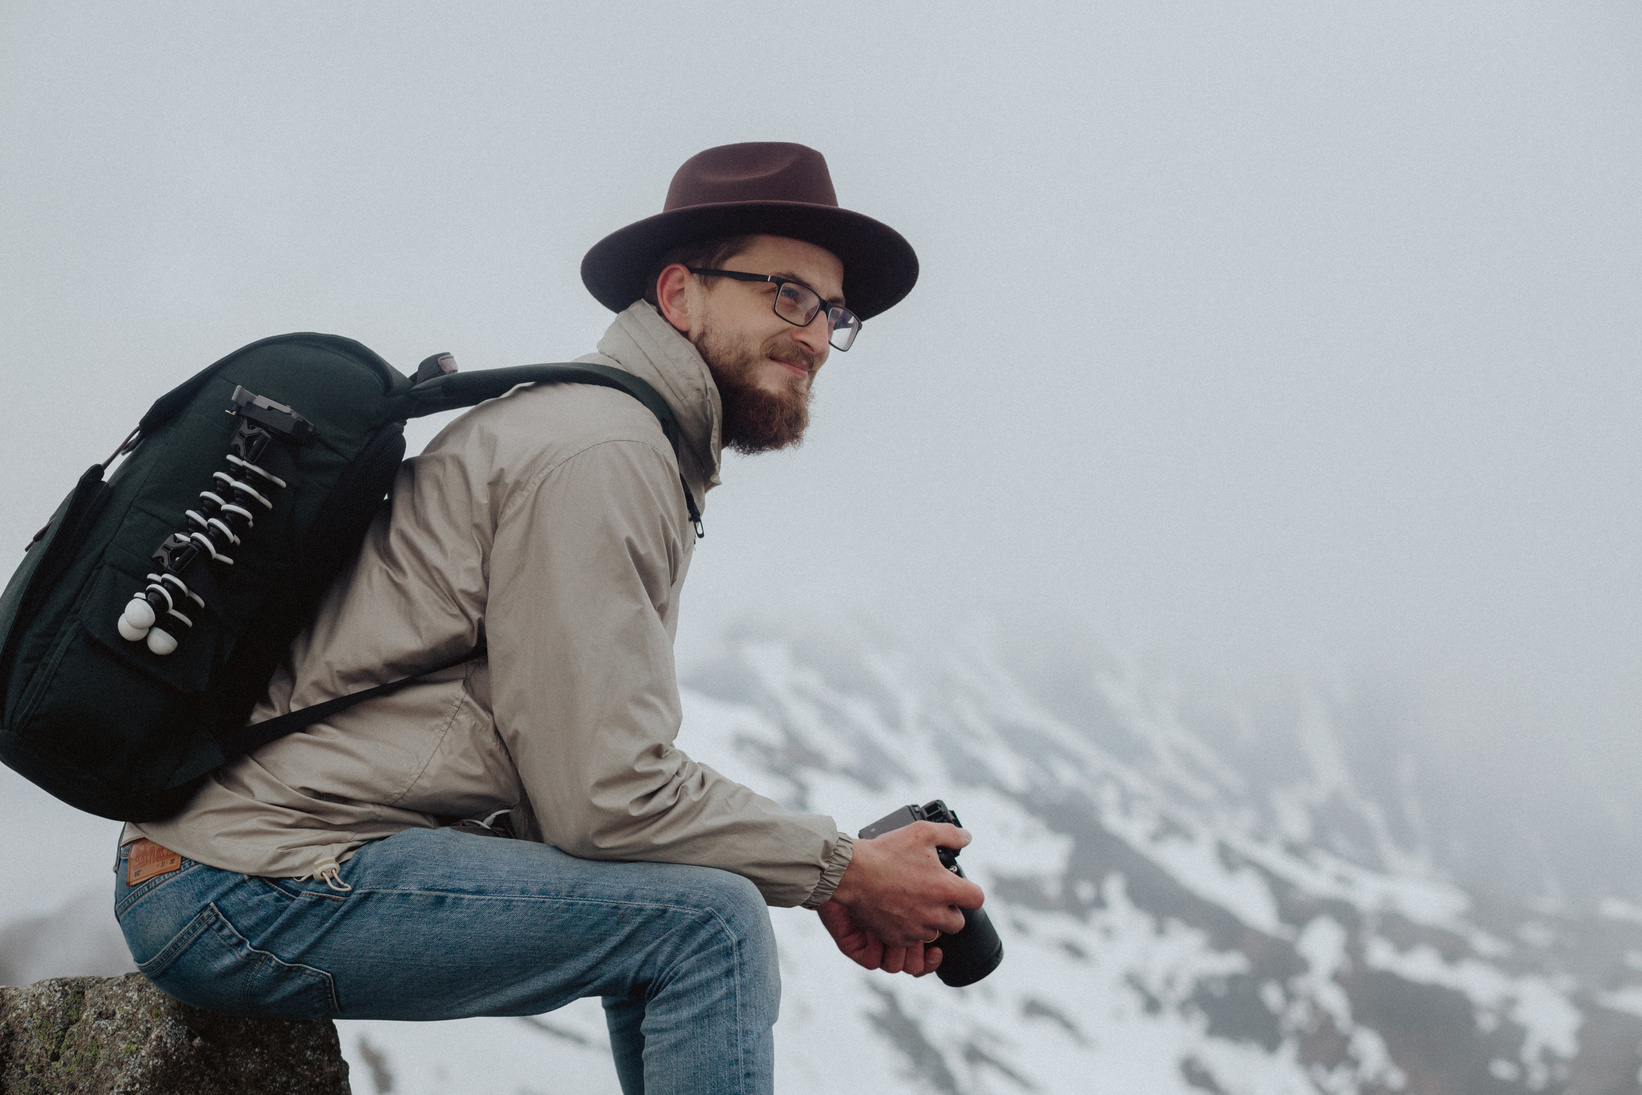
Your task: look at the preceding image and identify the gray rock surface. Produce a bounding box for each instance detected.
[0,974,351,1094]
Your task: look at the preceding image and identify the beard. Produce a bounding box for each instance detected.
[695,324,819,455]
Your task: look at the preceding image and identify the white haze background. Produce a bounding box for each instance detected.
[1,0,1638,1073]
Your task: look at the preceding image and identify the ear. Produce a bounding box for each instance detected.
[654,263,696,335]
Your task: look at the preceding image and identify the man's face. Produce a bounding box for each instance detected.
[686,235,845,454]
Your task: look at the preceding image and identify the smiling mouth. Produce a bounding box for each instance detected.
[771,357,810,379]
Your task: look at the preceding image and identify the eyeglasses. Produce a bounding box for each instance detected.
[687,268,861,352]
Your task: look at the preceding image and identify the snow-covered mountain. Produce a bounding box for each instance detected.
[6,621,1640,1095]
[667,622,1642,1095]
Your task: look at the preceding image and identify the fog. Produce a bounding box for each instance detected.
[2,1,1638,915]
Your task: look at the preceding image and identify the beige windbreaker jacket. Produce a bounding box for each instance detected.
[126,302,853,908]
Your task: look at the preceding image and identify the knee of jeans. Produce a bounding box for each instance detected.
[698,873,779,994]
[698,871,769,934]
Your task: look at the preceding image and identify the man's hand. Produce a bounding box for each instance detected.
[817,820,985,976]
[817,901,942,976]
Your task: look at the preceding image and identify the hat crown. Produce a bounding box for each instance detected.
[664,143,839,212]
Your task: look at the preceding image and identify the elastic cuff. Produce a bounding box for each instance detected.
[801,832,854,909]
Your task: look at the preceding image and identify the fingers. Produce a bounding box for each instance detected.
[838,930,884,970]
[950,875,986,911]
[922,874,983,921]
[914,821,971,853]
[884,943,945,978]
[821,901,947,978]
[818,902,888,970]
[911,824,984,912]
[853,937,887,971]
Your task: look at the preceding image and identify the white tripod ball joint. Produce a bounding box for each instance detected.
[117,596,157,641]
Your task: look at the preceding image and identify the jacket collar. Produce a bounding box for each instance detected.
[579,302,723,513]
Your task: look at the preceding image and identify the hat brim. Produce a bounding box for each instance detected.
[581,201,919,322]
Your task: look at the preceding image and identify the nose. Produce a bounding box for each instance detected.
[790,309,832,358]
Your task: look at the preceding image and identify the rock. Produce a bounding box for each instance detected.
[0,973,351,1094]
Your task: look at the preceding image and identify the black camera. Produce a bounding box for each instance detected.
[858,799,1004,987]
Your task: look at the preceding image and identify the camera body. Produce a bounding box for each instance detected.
[858,799,1003,987]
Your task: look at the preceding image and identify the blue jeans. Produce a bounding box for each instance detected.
[114,827,780,1095]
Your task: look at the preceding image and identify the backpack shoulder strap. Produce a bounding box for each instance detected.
[408,361,702,533]
[407,362,685,462]
[211,645,485,763]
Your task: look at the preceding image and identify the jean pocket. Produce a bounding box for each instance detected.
[138,902,338,1019]
[114,856,201,918]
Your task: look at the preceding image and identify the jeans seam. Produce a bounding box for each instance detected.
[709,906,753,1095]
[641,903,752,1094]
[734,912,750,1095]
[336,887,730,918]
[253,877,345,903]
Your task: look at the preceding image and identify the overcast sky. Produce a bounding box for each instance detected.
[2,1,1638,915]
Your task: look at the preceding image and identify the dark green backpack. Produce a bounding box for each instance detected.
[0,332,699,822]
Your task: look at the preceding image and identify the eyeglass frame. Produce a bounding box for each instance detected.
[685,268,861,352]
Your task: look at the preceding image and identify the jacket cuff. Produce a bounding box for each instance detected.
[801,832,854,909]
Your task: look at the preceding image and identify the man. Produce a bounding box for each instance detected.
[114,143,984,1095]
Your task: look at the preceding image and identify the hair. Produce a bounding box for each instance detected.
[641,235,758,307]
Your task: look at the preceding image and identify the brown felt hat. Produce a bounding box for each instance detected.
[581,142,919,322]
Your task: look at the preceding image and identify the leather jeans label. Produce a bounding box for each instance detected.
[127,838,183,885]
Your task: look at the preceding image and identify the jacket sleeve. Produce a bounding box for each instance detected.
[485,436,851,908]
